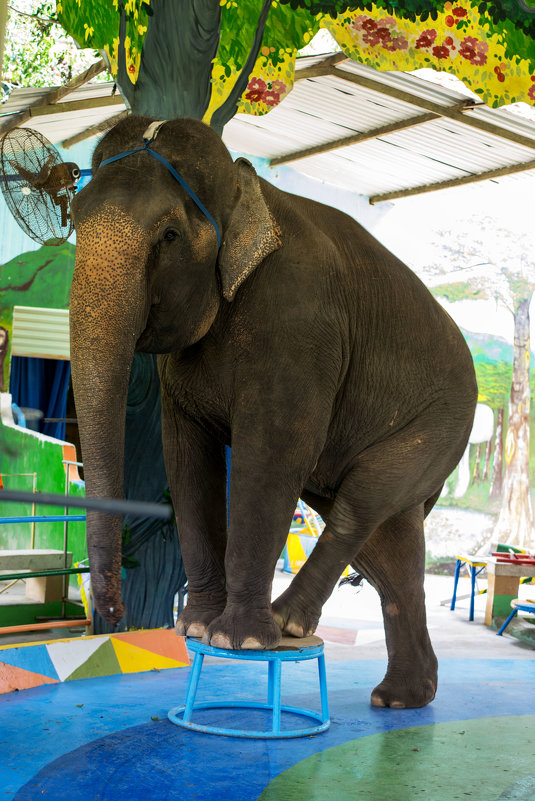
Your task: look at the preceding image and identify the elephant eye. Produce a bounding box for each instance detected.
[163,227,178,242]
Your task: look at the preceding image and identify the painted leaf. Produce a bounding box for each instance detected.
[57,0,151,84]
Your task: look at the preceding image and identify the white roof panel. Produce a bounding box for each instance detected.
[2,55,535,202]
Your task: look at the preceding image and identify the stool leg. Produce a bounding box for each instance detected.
[451,559,462,611]
[270,659,282,735]
[318,653,329,723]
[267,659,275,706]
[183,651,204,723]
[469,565,476,621]
[497,608,517,636]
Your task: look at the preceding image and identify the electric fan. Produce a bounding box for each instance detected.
[0,127,81,246]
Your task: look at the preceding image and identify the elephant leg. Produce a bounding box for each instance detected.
[161,397,228,638]
[351,505,437,709]
[272,406,456,704]
[204,458,303,650]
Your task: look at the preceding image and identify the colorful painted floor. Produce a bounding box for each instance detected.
[1,572,535,800]
[0,654,534,800]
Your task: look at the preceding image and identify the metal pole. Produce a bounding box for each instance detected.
[61,462,71,618]
[30,472,37,548]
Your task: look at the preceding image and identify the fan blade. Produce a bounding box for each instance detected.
[8,159,36,185]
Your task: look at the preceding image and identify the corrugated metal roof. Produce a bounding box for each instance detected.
[2,54,535,202]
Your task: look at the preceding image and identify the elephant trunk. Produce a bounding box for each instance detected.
[70,209,149,625]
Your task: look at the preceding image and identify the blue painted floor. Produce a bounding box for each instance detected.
[1,656,534,800]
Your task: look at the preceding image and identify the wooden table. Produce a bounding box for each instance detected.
[485,558,535,625]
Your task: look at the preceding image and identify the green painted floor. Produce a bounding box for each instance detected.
[260,716,535,801]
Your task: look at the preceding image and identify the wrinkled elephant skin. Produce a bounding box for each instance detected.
[70,116,477,709]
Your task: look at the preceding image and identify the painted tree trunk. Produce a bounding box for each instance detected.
[472,443,482,484]
[490,407,504,499]
[117,0,221,121]
[493,297,534,550]
[116,0,272,132]
[483,437,492,482]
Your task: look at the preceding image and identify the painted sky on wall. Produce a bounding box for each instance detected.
[371,176,535,347]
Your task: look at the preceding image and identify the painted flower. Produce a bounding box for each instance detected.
[445,15,455,26]
[363,30,382,46]
[362,18,378,31]
[392,36,409,51]
[351,15,370,31]
[452,7,468,16]
[528,83,535,101]
[245,90,264,102]
[376,27,391,41]
[432,45,451,59]
[271,79,287,94]
[263,90,280,106]
[416,29,437,49]
[460,36,487,65]
[247,77,267,93]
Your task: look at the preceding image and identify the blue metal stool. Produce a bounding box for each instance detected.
[168,634,330,738]
[450,554,488,621]
[497,599,535,636]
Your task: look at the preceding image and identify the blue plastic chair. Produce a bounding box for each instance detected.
[168,635,330,738]
[497,599,535,636]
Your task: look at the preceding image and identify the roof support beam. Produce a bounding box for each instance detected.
[61,109,129,149]
[369,157,535,203]
[294,51,349,80]
[0,59,108,135]
[25,94,124,117]
[323,64,535,152]
[271,109,461,166]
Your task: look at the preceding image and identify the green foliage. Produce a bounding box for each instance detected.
[474,360,512,408]
[218,2,319,72]
[431,283,487,303]
[3,1,102,91]
[57,0,118,50]
[479,0,535,45]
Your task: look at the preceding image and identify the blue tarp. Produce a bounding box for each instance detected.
[9,355,71,440]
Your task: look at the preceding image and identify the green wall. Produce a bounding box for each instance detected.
[0,411,87,565]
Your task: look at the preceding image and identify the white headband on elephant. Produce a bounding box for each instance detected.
[143,120,168,142]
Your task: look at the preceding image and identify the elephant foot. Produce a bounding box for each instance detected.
[175,594,226,639]
[203,606,282,650]
[371,668,437,709]
[271,587,321,639]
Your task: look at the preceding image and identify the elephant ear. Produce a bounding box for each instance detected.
[218,158,281,301]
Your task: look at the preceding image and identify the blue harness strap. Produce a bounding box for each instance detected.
[99,138,221,249]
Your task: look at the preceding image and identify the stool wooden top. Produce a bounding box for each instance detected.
[276,634,324,651]
[184,634,324,658]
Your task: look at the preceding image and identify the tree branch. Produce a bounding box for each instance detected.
[8,4,56,24]
[210,0,272,133]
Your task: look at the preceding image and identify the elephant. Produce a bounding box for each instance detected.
[69,115,477,709]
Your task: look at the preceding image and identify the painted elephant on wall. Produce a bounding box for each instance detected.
[69,116,477,709]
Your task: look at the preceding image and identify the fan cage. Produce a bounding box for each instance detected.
[0,127,75,246]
